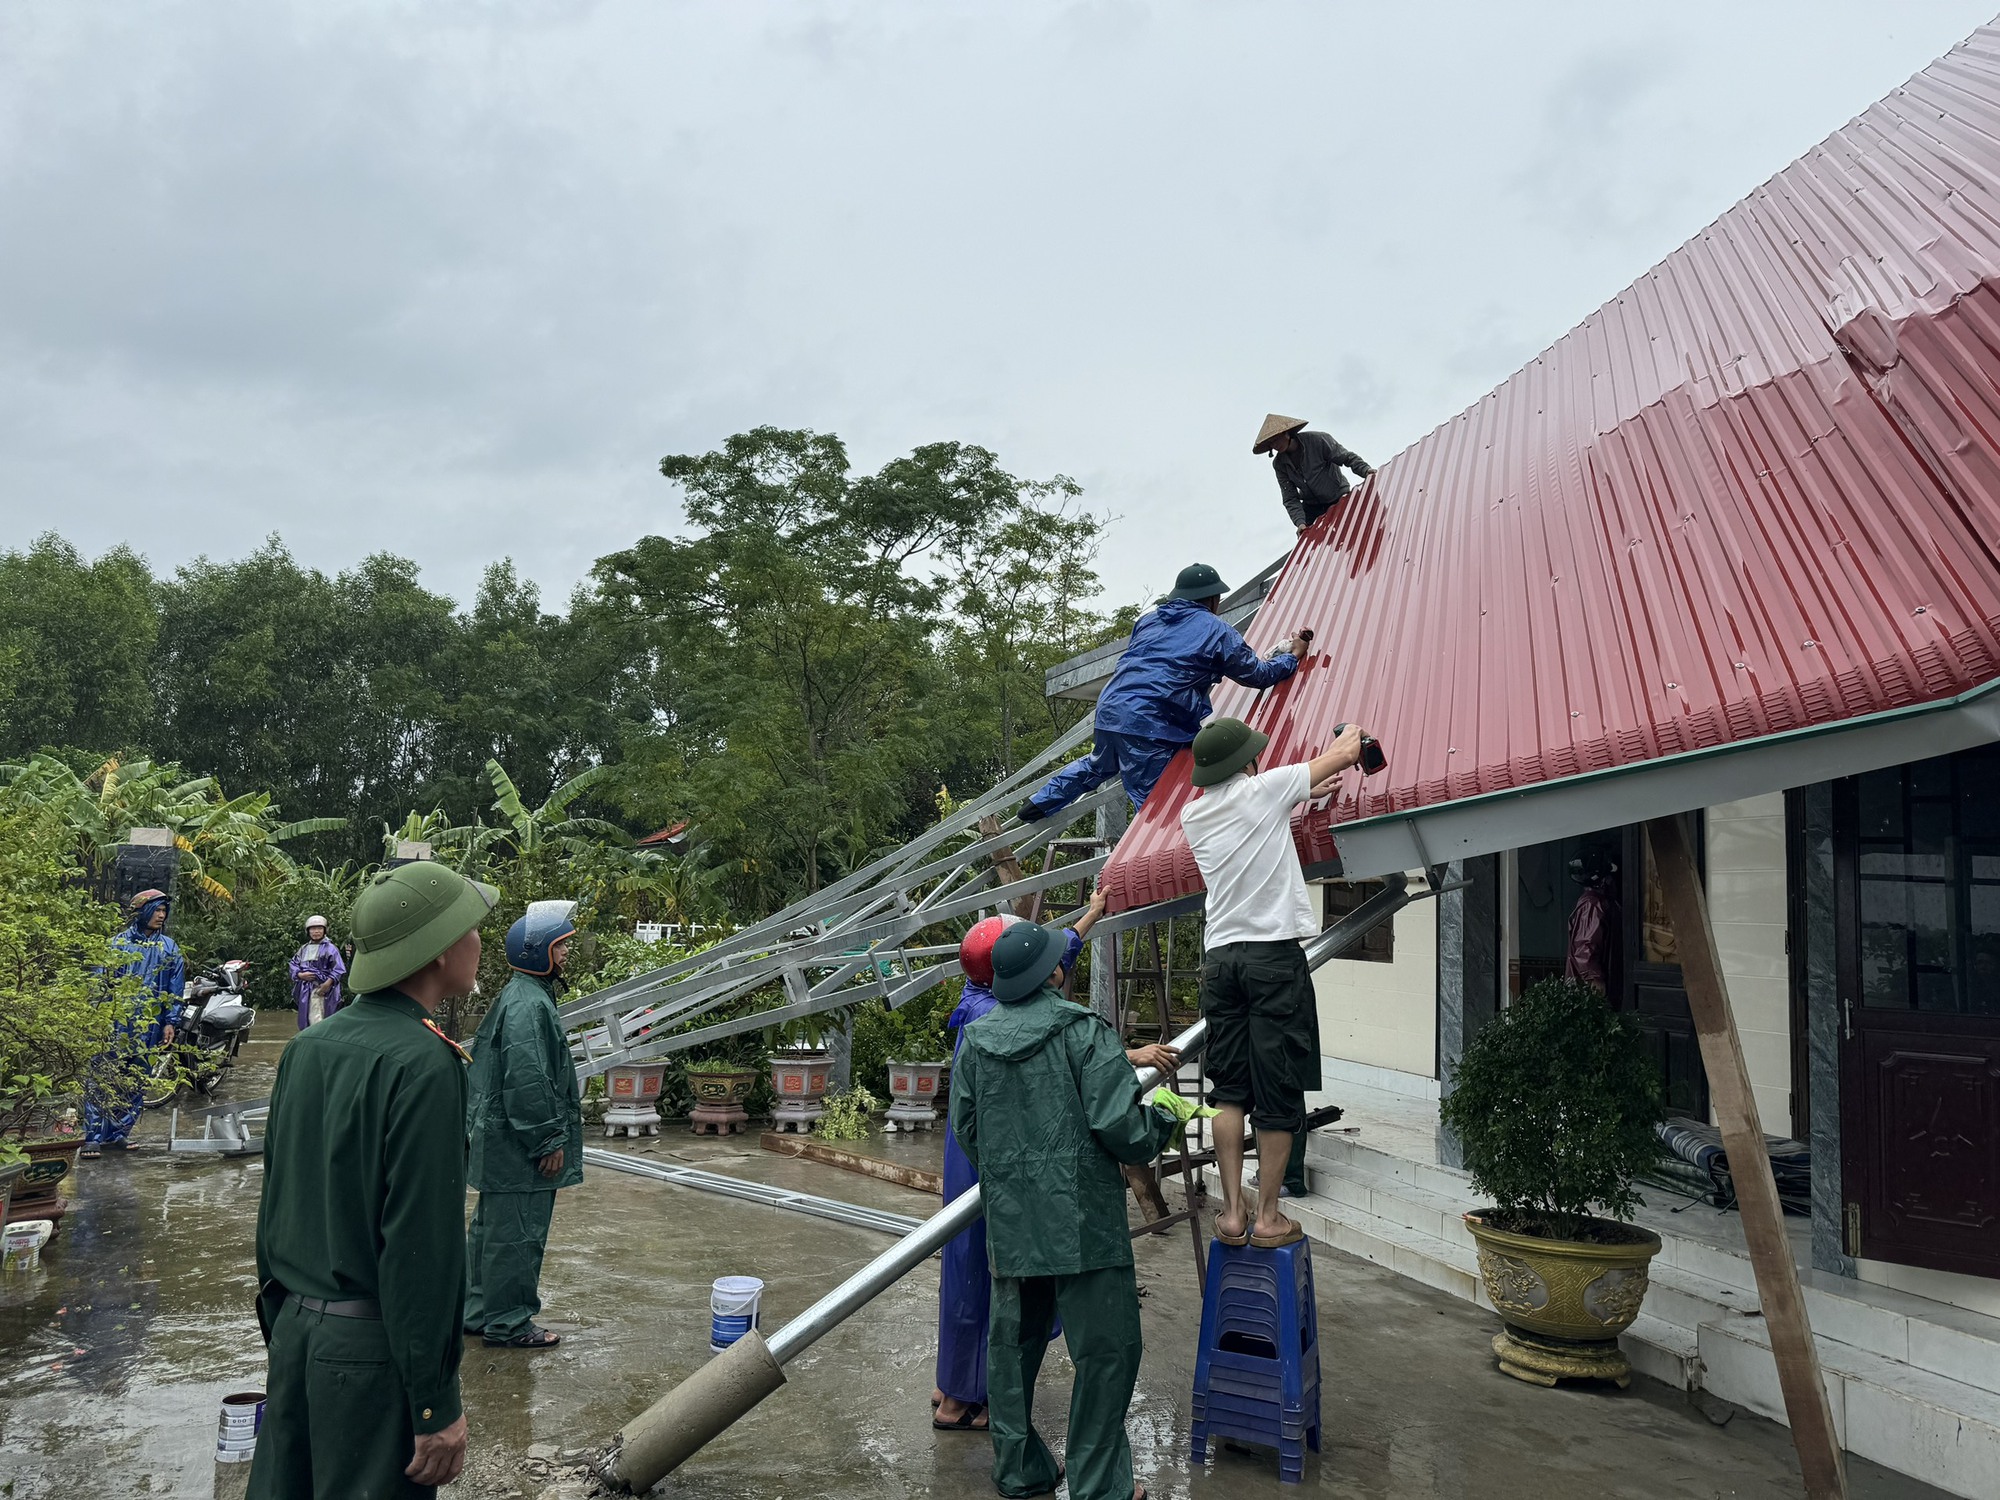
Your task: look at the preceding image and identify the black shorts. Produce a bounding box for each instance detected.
[1199,939,1317,1134]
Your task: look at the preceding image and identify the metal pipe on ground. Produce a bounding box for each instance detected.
[604,1018,1208,1491]
[604,871,1435,1491]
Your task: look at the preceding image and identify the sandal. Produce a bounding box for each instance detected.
[80,1146,101,1160]
[932,1403,988,1431]
[483,1325,562,1348]
[1215,1216,1250,1247]
[1250,1217,1305,1249]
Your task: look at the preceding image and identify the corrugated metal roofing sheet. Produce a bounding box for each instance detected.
[1101,25,2000,912]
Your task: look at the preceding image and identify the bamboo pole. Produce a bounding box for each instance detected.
[1645,814,1847,1500]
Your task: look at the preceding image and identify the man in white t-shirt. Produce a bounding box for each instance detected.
[1181,715,1363,1249]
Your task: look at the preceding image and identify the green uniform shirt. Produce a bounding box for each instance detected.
[255,990,469,1434]
[948,984,1177,1279]
[467,972,584,1193]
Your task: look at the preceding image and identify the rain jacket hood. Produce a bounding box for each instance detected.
[949,985,1177,1278]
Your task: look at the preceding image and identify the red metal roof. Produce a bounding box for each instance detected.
[1102,26,2000,912]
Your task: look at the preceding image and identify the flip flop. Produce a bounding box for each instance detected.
[484,1325,562,1348]
[1215,1218,1250,1247]
[79,1146,101,1160]
[1250,1217,1305,1249]
[932,1403,988,1431]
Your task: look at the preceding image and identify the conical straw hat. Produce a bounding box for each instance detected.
[1253,413,1308,454]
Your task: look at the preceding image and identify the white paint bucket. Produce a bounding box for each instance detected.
[709,1275,764,1353]
[1,1220,51,1273]
[215,1391,264,1463]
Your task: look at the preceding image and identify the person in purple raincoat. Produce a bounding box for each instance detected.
[288,915,347,1029]
[932,891,1177,1433]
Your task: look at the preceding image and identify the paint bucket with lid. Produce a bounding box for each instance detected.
[215,1391,265,1463]
[709,1275,764,1353]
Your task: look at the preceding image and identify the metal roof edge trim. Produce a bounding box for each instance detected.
[1329,677,2000,881]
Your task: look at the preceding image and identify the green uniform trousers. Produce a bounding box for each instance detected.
[464,1189,556,1339]
[249,1296,427,1499]
[987,1264,1143,1500]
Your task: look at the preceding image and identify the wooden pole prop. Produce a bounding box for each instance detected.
[1645,815,1847,1500]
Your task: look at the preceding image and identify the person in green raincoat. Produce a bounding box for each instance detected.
[464,899,585,1349]
[949,922,1180,1500]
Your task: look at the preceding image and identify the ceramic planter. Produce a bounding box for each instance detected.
[1464,1211,1662,1388]
[688,1068,760,1136]
[4,1138,83,1232]
[768,1051,833,1134]
[884,1060,947,1132]
[603,1061,668,1139]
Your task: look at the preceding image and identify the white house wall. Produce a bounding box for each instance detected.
[1310,880,1439,1098]
[1705,794,1793,1133]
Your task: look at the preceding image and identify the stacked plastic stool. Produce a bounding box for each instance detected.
[1190,1236,1322,1483]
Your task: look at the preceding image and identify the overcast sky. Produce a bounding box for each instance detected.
[3,1,1995,614]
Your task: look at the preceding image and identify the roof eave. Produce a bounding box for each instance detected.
[1327,679,2000,881]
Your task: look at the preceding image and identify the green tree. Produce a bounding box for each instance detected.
[0,535,157,759]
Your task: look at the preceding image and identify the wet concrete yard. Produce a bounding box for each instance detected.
[0,1024,1955,1499]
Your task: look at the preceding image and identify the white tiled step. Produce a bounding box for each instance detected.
[1623,1313,1701,1391]
[1702,1312,2000,1500]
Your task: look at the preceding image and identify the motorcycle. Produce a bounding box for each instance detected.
[142,960,258,1106]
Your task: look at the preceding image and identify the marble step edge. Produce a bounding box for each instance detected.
[1296,1154,2000,1397]
[1702,1312,2000,1500]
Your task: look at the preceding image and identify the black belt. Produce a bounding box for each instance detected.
[289,1293,381,1319]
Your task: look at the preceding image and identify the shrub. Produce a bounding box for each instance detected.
[1439,977,1665,1238]
[0,805,136,1156]
[816,1086,878,1141]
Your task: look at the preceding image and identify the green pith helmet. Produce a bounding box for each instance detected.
[990,922,1068,1003]
[348,862,499,994]
[1190,716,1270,787]
[1168,563,1227,602]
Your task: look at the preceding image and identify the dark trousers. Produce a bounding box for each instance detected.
[249,1296,426,1499]
[464,1189,556,1339]
[988,1264,1143,1500]
[1200,939,1317,1134]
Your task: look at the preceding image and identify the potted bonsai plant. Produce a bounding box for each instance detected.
[763,1015,836,1135]
[685,1056,763,1136]
[1438,976,1667,1389]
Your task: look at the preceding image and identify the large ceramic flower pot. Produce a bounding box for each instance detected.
[5,1138,82,1232]
[688,1068,760,1136]
[1465,1211,1662,1388]
[768,1051,833,1134]
[603,1061,668,1139]
[884,1060,947,1133]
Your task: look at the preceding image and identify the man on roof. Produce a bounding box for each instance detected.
[1017,564,1305,826]
[1253,414,1373,535]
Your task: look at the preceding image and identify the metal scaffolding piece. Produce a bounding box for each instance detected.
[581,1147,921,1237]
[168,1096,269,1155]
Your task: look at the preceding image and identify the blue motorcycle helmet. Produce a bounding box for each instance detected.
[505,899,579,976]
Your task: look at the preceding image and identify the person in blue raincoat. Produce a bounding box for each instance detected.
[1018,563,1305,824]
[933,893,1179,1433]
[83,889,186,1157]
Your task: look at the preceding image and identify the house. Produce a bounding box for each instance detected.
[1070,25,2000,1496]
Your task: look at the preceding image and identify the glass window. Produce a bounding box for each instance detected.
[1854,744,2000,1016]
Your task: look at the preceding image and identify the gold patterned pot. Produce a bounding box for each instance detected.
[1464,1211,1662,1389]
[5,1138,82,1230]
[687,1068,760,1136]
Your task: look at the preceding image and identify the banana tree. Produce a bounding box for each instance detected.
[471,760,627,860]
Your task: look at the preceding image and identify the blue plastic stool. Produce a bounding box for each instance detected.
[1190,1237,1322,1483]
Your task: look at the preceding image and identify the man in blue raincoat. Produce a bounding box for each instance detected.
[950,922,1182,1500]
[1018,563,1304,824]
[83,889,186,1157]
[464,900,585,1349]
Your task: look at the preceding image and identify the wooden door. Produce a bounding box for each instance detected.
[1836,744,2000,1279]
[1622,825,1711,1120]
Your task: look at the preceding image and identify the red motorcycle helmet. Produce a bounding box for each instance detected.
[959,913,1025,989]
